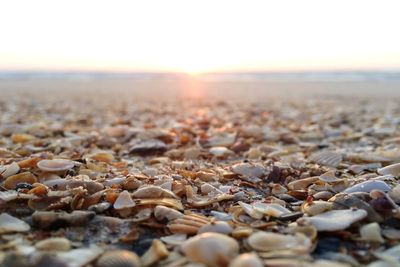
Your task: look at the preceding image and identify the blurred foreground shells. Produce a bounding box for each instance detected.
[0,213,31,233]
[97,250,140,267]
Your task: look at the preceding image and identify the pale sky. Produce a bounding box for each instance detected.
[1,0,400,73]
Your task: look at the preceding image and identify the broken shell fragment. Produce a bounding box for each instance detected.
[97,250,141,267]
[181,232,239,267]
[298,209,367,231]
[231,163,265,178]
[0,213,31,234]
[360,222,384,243]
[114,190,136,210]
[37,159,75,172]
[140,239,169,267]
[154,205,183,221]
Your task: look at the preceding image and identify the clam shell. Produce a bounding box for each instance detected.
[344,180,391,194]
[247,231,312,252]
[1,162,20,178]
[378,163,400,176]
[37,159,75,172]
[298,209,367,231]
[114,190,136,210]
[132,185,177,199]
[181,232,239,267]
[0,213,31,234]
[197,221,233,235]
[35,237,71,251]
[97,250,140,267]
[229,253,263,267]
[309,151,343,167]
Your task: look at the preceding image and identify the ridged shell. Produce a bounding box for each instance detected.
[97,250,140,267]
[309,151,343,167]
[37,159,75,172]
[181,232,239,267]
[168,213,210,234]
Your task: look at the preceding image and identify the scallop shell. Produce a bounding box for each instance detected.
[360,222,384,243]
[114,190,136,210]
[0,213,31,234]
[378,163,400,176]
[97,250,140,267]
[181,232,239,267]
[247,231,312,252]
[132,185,177,199]
[344,180,391,194]
[35,237,71,251]
[197,221,233,235]
[229,253,264,267]
[37,159,75,172]
[298,209,367,231]
[168,213,210,234]
[309,151,343,167]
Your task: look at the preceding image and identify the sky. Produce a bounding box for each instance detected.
[0,0,400,73]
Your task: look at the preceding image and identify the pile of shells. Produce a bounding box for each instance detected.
[0,89,400,267]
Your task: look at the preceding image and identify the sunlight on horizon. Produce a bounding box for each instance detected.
[1,0,400,73]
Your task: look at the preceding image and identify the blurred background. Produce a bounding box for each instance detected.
[1,0,400,101]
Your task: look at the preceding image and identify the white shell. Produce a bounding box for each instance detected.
[37,159,75,172]
[154,205,183,221]
[247,231,312,252]
[197,221,233,234]
[35,237,71,251]
[378,163,400,176]
[132,185,177,199]
[252,202,291,217]
[57,245,104,267]
[114,190,136,210]
[232,163,265,178]
[1,162,20,178]
[181,232,239,267]
[344,180,391,194]
[299,209,367,231]
[0,213,31,234]
[360,223,384,243]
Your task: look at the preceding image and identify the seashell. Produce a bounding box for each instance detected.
[132,185,177,199]
[11,133,35,143]
[285,225,318,241]
[231,227,254,240]
[114,190,136,210]
[313,191,334,200]
[181,232,239,267]
[309,150,343,167]
[197,221,233,235]
[168,213,210,234]
[319,171,342,183]
[4,171,37,189]
[360,222,384,243]
[229,253,263,267]
[287,176,319,190]
[90,152,115,163]
[238,201,263,219]
[186,185,234,207]
[247,231,312,252]
[35,237,71,251]
[389,184,400,203]
[382,228,400,240]
[97,250,140,267]
[209,146,233,157]
[0,213,31,234]
[231,163,265,178]
[372,244,400,264]
[252,202,292,217]
[43,176,104,194]
[378,163,400,176]
[140,239,169,267]
[37,159,75,172]
[129,139,167,155]
[301,201,333,216]
[298,209,367,231]
[206,132,236,147]
[344,180,391,194]
[136,198,183,210]
[346,150,400,164]
[160,234,187,245]
[57,245,104,267]
[0,162,20,178]
[28,196,64,210]
[154,205,183,221]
